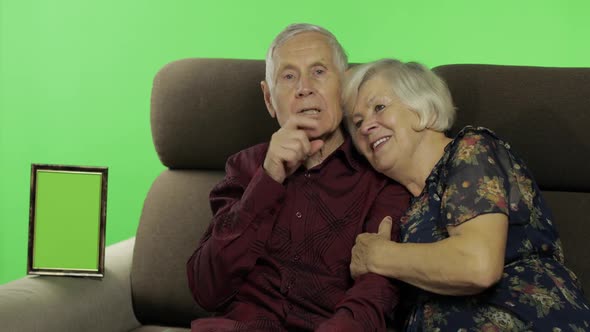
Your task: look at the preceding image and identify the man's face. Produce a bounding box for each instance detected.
[262,32,343,140]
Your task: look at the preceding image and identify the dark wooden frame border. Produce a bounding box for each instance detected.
[27,164,108,278]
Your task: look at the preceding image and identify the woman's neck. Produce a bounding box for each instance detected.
[391,131,452,197]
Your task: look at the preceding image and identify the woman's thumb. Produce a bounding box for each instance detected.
[377,216,392,237]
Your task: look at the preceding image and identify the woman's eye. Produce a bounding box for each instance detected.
[284,73,294,80]
[315,69,325,75]
[374,104,385,112]
[354,120,363,129]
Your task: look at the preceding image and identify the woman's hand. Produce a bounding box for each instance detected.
[350,216,393,279]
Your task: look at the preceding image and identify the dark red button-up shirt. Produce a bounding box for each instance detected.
[188,137,409,331]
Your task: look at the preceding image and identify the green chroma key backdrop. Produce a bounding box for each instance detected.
[1,0,589,284]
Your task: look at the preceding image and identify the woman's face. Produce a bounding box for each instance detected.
[347,74,422,176]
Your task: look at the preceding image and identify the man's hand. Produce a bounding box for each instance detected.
[350,216,392,279]
[263,115,324,183]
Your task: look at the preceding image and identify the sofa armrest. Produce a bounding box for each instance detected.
[0,238,140,332]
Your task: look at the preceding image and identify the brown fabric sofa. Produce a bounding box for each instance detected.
[0,59,588,331]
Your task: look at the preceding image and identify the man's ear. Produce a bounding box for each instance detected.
[260,80,276,118]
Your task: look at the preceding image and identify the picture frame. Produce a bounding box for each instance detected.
[28,164,108,278]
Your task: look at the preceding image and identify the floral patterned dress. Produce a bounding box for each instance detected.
[399,126,590,331]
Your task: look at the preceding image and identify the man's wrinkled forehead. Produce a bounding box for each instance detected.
[272,32,336,69]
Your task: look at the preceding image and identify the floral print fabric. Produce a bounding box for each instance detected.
[400,126,590,331]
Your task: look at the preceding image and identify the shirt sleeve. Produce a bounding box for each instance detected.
[187,151,286,311]
[330,182,410,330]
[441,130,531,227]
[315,309,365,332]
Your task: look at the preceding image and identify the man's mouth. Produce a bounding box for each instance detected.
[371,136,391,151]
[299,107,321,115]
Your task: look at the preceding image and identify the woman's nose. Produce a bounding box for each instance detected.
[361,120,379,136]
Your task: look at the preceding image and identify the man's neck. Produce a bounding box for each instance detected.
[304,129,345,169]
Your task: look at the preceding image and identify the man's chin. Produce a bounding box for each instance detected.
[303,128,325,140]
[308,127,345,145]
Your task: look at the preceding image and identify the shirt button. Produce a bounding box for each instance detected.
[293,255,300,262]
[304,172,311,178]
[295,211,302,218]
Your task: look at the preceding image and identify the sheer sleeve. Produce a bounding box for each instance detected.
[440,128,533,227]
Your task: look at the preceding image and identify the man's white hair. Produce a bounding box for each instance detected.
[264,23,348,90]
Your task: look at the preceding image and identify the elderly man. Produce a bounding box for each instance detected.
[187,23,409,331]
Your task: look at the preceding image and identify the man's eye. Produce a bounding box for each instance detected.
[315,69,325,75]
[374,104,385,112]
[284,74,295,80]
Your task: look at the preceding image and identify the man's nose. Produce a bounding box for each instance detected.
[296,76,314,98]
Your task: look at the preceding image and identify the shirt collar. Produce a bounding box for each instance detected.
[334,135,362,172]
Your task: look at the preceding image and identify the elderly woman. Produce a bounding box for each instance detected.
[343,59,590,331]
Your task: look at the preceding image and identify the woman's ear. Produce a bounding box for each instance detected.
[410,110,427,132]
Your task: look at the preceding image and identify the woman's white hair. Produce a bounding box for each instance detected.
[265,23,348,90]
[343,58,455,132]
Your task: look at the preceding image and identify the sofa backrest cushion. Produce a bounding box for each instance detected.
[131,170,223,326]
[150,58,278,170]
[434,64,590,192]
